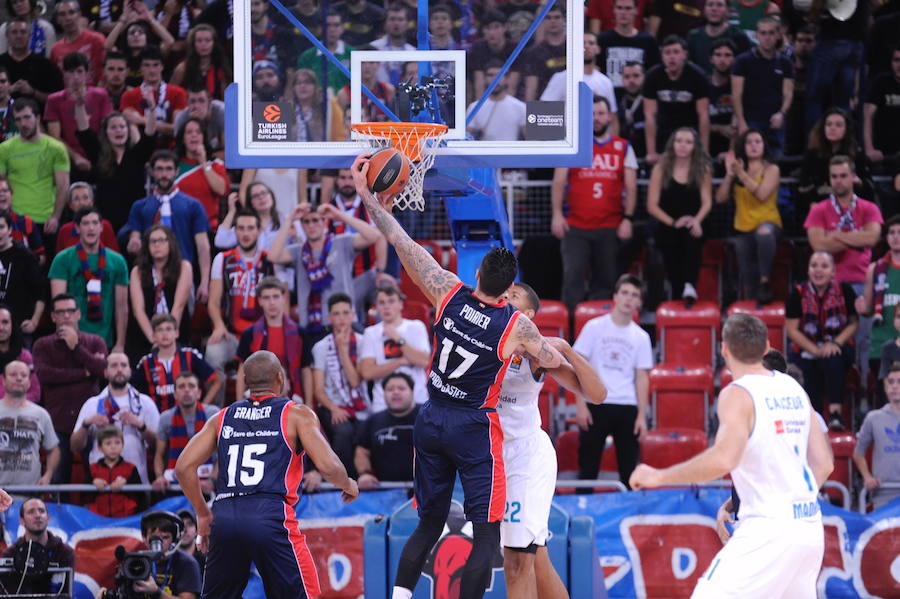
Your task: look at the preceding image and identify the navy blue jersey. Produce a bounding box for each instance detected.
[214,395,305,504]
[428,283,521,409]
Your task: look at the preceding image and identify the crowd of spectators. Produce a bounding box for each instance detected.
[0,0,896,581]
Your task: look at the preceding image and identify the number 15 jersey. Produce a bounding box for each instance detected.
[429,283,521,410]
[214,394,305,505]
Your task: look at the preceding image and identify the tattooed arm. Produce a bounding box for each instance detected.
[505,314,563,369]
[350,155,460,308]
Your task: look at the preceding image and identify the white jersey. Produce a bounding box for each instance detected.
[497,355,544,442]
[729,371,820,523]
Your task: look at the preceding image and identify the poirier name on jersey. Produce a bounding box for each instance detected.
[729,371,821,523]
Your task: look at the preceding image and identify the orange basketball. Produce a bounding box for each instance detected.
[366,148,410,196]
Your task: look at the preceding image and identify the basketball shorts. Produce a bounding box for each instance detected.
[413,400,506,524]
[202,494,321,599]
[501,430,557,549]
[691,516,824,599]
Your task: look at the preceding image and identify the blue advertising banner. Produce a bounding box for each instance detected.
[3,489,898,598]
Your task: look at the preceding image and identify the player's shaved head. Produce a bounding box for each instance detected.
[243,351,284,392]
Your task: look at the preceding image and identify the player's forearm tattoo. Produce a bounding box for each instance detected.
[361,192,458,299]
[515,317,556,367]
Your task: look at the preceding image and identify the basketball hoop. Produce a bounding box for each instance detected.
[351,122,448,212]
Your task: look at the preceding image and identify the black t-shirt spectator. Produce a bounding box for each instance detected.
[148,549,202,597]
[468,40,521,81]
[642,62,709,146]
[0,53,63,103]
[709,79,733,158]
[0,243,46,328]
[867,13,900,78]
[732,48,794,123]
[865,72,900,155]
[335,1,384,47]
[616,87,646,158]
[646,0,704,40]
[524,40,567,96]
[356,405,419,482]
[597,30,661,89]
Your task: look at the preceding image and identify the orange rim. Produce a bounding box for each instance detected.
[351,122,448,162]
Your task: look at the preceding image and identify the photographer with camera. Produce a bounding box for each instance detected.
[96,510,200,599]
[1,498,75,595]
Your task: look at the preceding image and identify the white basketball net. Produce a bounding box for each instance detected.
[351,122,448,212]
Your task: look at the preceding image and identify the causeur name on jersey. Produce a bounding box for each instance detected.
[765,395,804,410]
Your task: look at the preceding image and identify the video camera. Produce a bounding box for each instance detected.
[396,76,456,122]
[104,510,184,599]
[0,543,73,598]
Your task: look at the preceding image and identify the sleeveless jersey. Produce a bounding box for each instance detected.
[566,136,630,229]
[429,283,521,410]
[497,355,545,441]
[214,394,305,505]
[729,372,821,523]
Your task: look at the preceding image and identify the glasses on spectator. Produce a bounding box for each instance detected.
[53,308,78,315]
[148,237,169,245]
[250,191,271,200]
[301,217,323,224]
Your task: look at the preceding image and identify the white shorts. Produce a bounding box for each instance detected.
[692,516,824,599]
[500,430,557,549]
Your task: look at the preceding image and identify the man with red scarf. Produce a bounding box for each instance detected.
[269,201,383,338]
[207,210,274,406]
[235,277,310,402]
[49,206,128,353]
[152,371,219,494]
[311,292,367,476]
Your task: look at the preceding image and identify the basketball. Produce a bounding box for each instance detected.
[366,148,410,196]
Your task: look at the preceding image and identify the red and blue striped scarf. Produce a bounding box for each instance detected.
[166,404,212,471]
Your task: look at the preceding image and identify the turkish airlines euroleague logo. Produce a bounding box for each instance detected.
[263,104,281,123]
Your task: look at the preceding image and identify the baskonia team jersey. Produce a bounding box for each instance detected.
[428,283,521,410]
[497,355,545,442]
[729,371,821,522]
[214,394,305,505]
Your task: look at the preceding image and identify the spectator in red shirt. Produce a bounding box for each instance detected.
[89,424,142,517]
[551,96,638,308]
[174,117,228,230]
[44,51,113,176]
[120,45,186,144]
[49,0,106,85]
[56,182,120,254]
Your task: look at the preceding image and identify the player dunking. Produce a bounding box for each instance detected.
[350,154,566,599]
[630,314,833,598]
[176,351,359,599]
[500,282,607,599]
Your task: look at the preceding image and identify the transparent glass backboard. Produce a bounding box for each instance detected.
[227,0,589,169]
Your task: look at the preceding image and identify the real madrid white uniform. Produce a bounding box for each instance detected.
[692,371,824,599]
[496,355,557,549]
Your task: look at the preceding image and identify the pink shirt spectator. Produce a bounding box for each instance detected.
[804,196,884,284]
[0,349,41,403]
[44,87,112,159]
[49,30,107,85]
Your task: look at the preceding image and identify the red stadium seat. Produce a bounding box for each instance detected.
[446,247,458,273]
[417,240,443,268]
[649,364,715,431]
[399,268,430,307]
[656,300,721,368]
[540,376,563,434]
[718,367,733,390]
[555,430,618,493]
[726,301,786,352]
[573,300,639,339]
[640,428,708,469]
[533,300,569,340]
[402,300,433,329]
[697,240,726,304]
[827,431,856,505]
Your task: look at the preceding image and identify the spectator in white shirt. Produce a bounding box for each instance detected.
[359,284,431,412]
[541,32,618,123]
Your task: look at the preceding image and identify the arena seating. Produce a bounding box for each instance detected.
[639,428,709,469]
[572,299,639,339]
[533,300,569,339]
[697,240,726,304]
[827,431,857,505]
[649,364,715,431]
[555,429,619,493]
[656,301,721,369]
[401,300,433,329]
[726,300,787,352]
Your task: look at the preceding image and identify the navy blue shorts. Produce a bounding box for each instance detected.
[413,400,506,524]
[201,494,320,599]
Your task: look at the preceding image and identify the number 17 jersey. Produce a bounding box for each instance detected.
[428,283,521,410]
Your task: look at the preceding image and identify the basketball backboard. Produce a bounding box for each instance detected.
[226,0,591,169]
